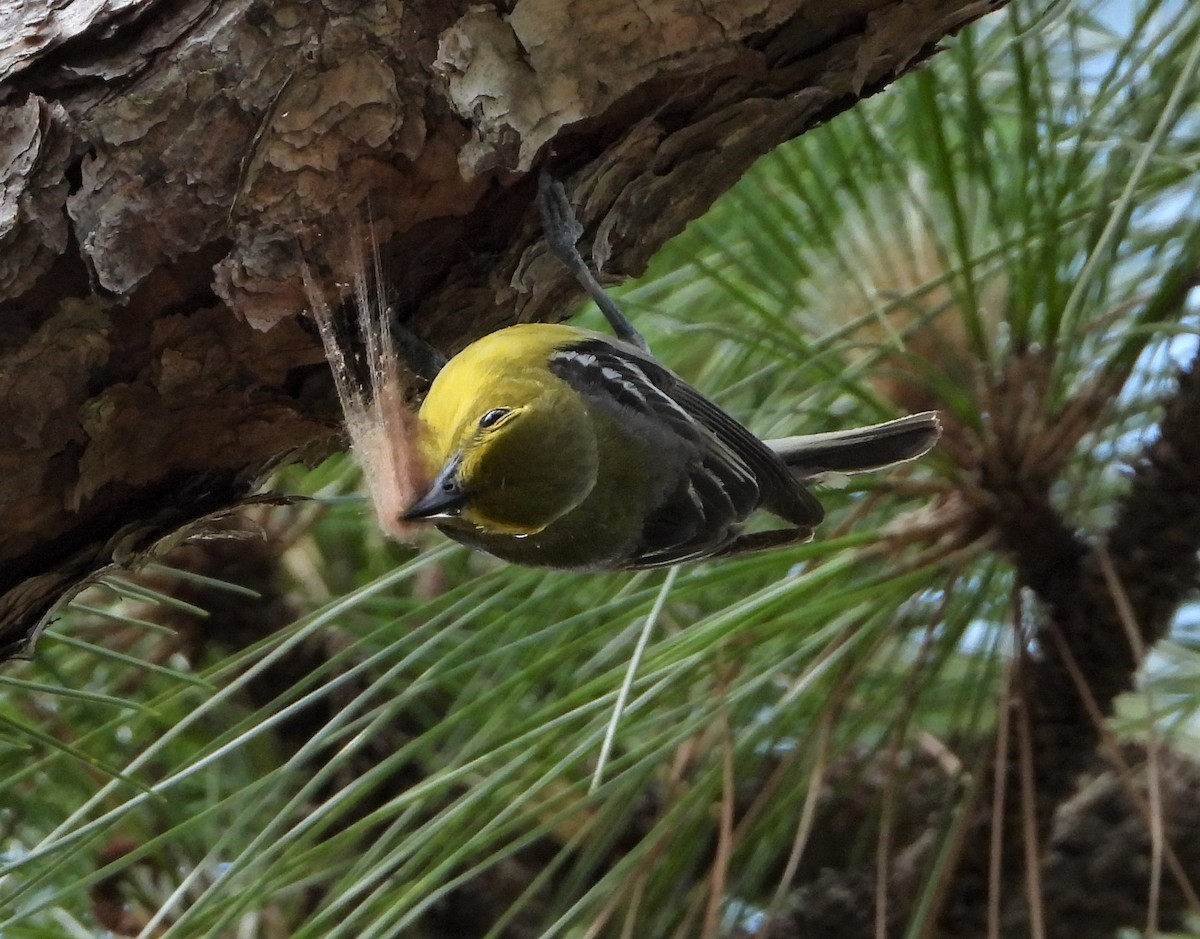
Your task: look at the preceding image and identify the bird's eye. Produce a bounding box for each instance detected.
[478,407,511,429]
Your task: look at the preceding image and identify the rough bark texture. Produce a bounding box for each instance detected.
[0,0,1004,656]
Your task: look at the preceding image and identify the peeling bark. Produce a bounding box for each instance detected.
[0,0,1004,649]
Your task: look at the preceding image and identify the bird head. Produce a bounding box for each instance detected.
[403,325,600,535]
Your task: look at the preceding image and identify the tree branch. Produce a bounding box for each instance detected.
[0,0,1005,658]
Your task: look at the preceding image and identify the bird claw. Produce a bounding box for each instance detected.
[537,168,585,264]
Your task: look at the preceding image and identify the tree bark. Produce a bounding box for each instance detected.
[0,0,1003,652]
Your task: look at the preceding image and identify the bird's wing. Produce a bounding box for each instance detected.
[549,335,820,567]
[663,378,823,527]
[569,335,823,525]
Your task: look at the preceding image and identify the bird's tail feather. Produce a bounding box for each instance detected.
[766,412,941,478]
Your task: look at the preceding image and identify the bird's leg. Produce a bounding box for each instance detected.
[537,169,651,352]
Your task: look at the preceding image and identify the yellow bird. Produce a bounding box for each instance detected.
[394,175,940,569]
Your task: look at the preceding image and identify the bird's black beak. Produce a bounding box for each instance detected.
[403,457,468,520]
